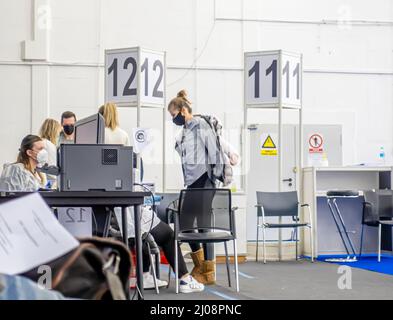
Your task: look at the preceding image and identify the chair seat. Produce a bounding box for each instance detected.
[326,190,359,197]
[178,231,234,243]
[379,220,393,226]
[264,223,309,228]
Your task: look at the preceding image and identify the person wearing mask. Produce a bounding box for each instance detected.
[167,90,219,285]
[0,135,48,191]
[99,102,204,293]
[98,103,130,146]
[58,111,76,146]
[39,118,62,188]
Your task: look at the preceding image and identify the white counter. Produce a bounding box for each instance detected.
[302,166,392,257]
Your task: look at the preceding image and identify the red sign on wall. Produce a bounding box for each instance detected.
[309,134,324,153]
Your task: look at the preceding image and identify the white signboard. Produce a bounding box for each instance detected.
[132,127,152,154]
[105,47,165,107]
[57,207,93,238]
[0,194,79,275]
[245,50,302,108]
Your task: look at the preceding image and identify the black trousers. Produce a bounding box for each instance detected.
[129,221,188,279]
[187,172,215,260]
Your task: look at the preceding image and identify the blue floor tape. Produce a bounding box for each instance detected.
[205,288,238,300]
[238,271,254,279]
[319,254,393,276]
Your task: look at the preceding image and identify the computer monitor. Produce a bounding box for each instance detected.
[74,113,105,144]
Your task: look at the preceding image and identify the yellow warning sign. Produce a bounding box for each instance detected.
[262,135,276,149]
[260,134,278,156]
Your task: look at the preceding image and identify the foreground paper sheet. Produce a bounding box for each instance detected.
[0,193,79,275]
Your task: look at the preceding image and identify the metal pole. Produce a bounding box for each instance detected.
[298,54,304,257]
[278,104,283,260]
[278,52,283,261]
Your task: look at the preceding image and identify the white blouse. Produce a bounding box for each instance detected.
[42,138,57,166]
[104,127,131,146]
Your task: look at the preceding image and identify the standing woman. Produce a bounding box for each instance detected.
[99,102,204,292]
[167,90,218,285]
[39,118,62,166]
[0,135,47,191]
[99,102,131,146]
[39,118,62,188]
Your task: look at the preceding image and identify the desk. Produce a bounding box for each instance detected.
[302,166,392,257]
[0,190,148,300]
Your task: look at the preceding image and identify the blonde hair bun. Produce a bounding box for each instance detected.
[177,90,191,105]
[177,90,187,98]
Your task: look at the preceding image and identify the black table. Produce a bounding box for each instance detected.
[0,190,148,300]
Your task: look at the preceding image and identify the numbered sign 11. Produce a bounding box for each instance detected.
[245,50,302,108]
[105,47,166,107]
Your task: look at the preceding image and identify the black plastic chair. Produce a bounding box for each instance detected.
[255,191,314,263]
[173,188,239,293]
[361,189,393,262]
[156,193,179,224]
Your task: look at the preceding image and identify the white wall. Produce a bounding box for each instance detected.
[0,0,392,191]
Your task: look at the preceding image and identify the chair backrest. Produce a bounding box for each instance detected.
[363,189,393,222]
[256,191,299,217]
[177,188,233,234]
[155,193,179,223]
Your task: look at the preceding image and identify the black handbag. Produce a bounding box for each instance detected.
[22,237,132,300]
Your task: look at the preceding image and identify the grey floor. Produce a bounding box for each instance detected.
[142,260,393,300]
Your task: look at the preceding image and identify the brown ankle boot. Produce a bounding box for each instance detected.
[190,249,205,283]
[202,260,216,285]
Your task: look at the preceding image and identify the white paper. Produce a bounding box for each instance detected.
[0,193,79,275]
[132,127,152,154]
[57,207,93,238]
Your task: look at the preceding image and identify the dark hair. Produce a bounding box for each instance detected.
[61,111,76,124]
[17,135,42,172]
[167,90,192,113]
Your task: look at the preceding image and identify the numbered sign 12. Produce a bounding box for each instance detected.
[106,48,139,105]
[140,50,165,106]
[105,47,166,107]
[245,50,302,108]
[57,207,93,238]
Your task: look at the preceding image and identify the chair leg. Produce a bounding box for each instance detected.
[166,266,171,289]
[224,241,232,287]
[155,252,161,279]
[378,224,382,262]
[359,223,365,258]
[233,239,239,292]
[175,240,179,293]
[295,227,298,261]
[147,243,159,295]
[256,223,260,262]
[309,226,314,263]
[262,226,266,264]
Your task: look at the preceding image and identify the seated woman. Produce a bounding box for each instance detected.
[113,206,205,294]
[0,135,48,191]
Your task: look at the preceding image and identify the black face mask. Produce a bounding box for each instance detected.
[63,125,75,135]
[172,113,186,126]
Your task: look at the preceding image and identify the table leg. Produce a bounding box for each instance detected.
[133,205,144,300]
[121,207,130,300]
